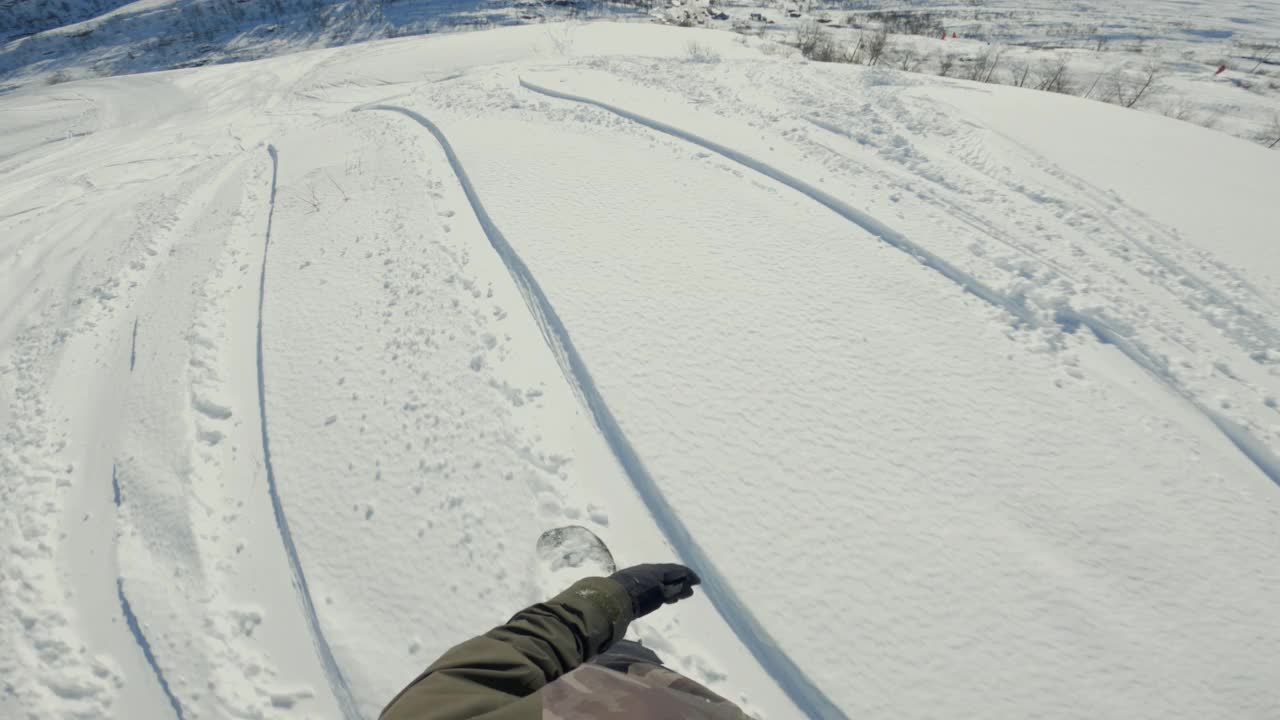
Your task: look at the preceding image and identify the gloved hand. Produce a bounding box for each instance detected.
[609,564,702,619]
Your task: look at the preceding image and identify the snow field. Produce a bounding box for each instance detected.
[397,58,1279,717]
[718,0,1280,146]
[5,0,1280,149]
[1,21,1278,720]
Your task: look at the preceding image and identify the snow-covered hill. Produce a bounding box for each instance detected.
[716,0,1280,146]
[2,21,1278,720]
[5,1,1278,146]
[0,0,640,87]
[1,0,134,39]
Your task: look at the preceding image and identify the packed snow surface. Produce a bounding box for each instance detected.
[2,21,1278,720]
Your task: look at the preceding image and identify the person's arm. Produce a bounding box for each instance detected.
[380,577,631,720]
[380,564,701,720]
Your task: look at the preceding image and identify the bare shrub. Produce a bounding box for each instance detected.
[848,33,865,64]
[1109,60,1166,108]
[686,41,721,64]
[982,47,1004,82]
[1161,97,1196,121]
[1008,58,1033,87]
[1035,55,1075,94]
[1082,69,1107,99]
[1244,41,1278,74]
[795,19,823,57]
[967,46,1003,82]
[812,36,847,63]
[936,51,957,77]
[865,9,944,38]
[796,20,845,63]
[759,41,795,58]
[865,26,890,66]
[965,51,986,80]
[1260,113,1280,149]
[897,45,923,72]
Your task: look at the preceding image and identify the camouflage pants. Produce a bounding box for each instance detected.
[590,640,663,673]
[545,641,750,719]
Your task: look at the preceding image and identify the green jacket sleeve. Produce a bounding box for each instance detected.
[380,577,634,720]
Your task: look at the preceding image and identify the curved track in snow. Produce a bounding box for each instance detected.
[116,577,185,720]
[111,464,183,720]
[255,145,362,720]
[517,78,1280,490]
[358,103,851,720]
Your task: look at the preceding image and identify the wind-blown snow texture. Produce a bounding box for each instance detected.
[359,100,846,720]
[2,22,1279,720]
[518,76,1280,490]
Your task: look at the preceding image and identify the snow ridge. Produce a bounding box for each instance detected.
[255,145,361,720]
[518,78,1280,490]
[116,577,185,720]
[358,103,850,720]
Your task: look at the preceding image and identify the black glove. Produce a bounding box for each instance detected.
[609,563,702,619]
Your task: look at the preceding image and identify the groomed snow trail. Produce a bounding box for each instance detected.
[518,77,1280,489]
[360,103,848,720]
[255,144,361,720]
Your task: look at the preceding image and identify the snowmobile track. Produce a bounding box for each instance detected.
[358,103,851,720]
[518,78,1280,491]
[255,145,361,720]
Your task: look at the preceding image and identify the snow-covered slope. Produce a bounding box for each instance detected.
[2,22,1278,720]
[6,1,1277,149]
[0,0,638,88]
[0,0,135,41]
[717,0,1280,146]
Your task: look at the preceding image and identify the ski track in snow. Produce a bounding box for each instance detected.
[974,121,1280,348]
[518,77,1280,491]
[116,577,185,720]
[517,79,1026,323]
[255,144,361,720]
[358,103,850,720]
[5,27,1277,720]
[128,318,138,372]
